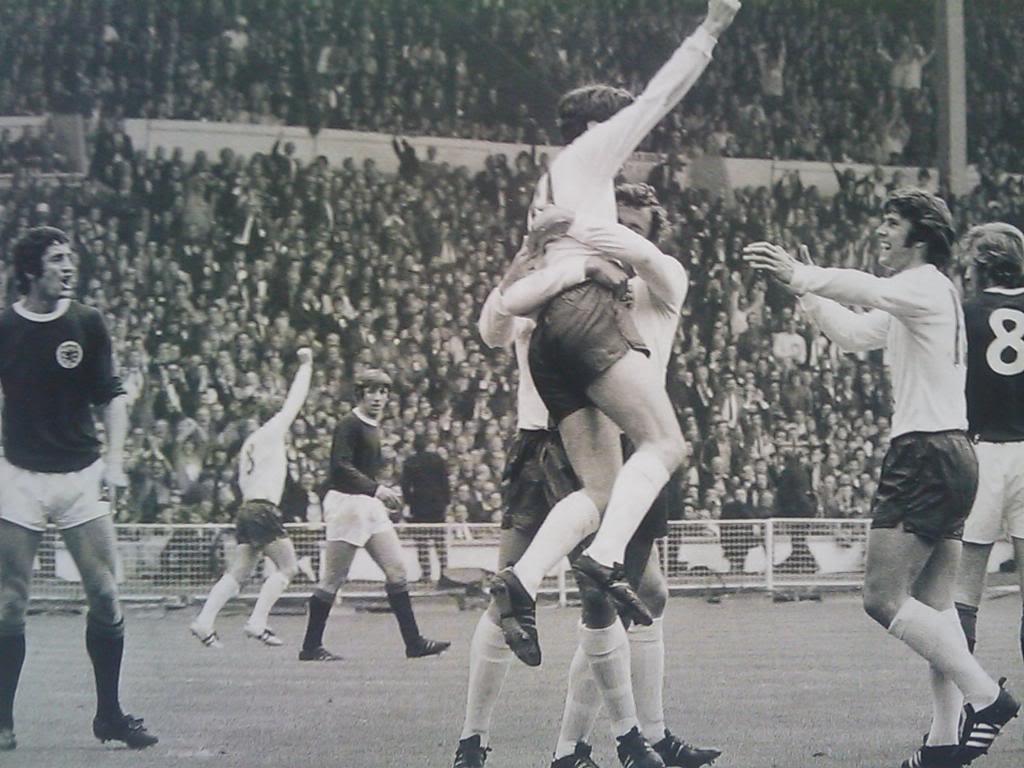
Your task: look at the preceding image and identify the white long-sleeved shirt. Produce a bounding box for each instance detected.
[794,262,966,439]
[529,25,717,267]
[477,287,549,431]
[237,361,312,503]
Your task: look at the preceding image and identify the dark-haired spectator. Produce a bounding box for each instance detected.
[401,433,451,582]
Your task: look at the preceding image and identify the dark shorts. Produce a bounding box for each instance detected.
[529,282,649,425]
[235,499,288,547]
[501,428,580,538]
[871,431,979,541]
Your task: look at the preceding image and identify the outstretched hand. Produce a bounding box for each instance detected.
[704,0,741,38]
[585,257,632,303]
[742,241,799,288]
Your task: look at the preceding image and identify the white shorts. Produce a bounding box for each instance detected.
[963,441,1024,544]
[0,458,108,532]
[323,490,393,546]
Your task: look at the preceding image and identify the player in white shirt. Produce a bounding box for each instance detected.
[743,189,1019,768]
[190,348,313,649]
[482,0,739,690]
[953,223,1024,706]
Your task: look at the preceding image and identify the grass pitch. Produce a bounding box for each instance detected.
[5,591,1024,768]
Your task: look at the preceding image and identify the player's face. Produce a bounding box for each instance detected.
[875,211,915,271]
[360,385,390,418]
[962,254,983,298]
[617,204,654,239]
[33,242,76,302]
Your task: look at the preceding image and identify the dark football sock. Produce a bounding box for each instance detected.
[386,584,421,649]
[0,634,26,729]
[85,614,124,721]
[302,591,335,651]
[955,601,978,654]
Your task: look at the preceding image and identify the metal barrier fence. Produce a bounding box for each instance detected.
[29,519,873,604]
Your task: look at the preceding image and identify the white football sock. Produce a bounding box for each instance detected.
[196,573,240,629]
[927,609,966,747]
[512,491,600,598]
[585,451,670,567]
[248,572,290,632]
[888,598,999,709]
[580,621,638,738]
[460,613,513,744]
[554,641,601,759]
[629,617,666,739]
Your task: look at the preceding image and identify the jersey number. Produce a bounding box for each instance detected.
[986,308,1024,376]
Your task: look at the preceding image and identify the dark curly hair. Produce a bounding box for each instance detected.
[882,188,956,269]
[615,182,667,241]
[12,226,70,295]
[557,85,635,144]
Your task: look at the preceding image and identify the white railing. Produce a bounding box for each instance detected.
[28,519,879,604]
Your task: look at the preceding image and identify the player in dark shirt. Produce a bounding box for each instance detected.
[0,228,157,751]
[955,223,1024,691]
[298,369,450,661]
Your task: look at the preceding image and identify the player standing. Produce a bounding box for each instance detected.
[190,348,313,648]
[0,227,157,750]
[743,190,1019,767]
[298,369,450,661]
[954,223,1024,697]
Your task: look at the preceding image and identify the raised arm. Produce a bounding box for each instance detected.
[263,348,313,436]
[557,0,739,187]
[501,257,589,317]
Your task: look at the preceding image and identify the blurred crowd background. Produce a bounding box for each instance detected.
[1,0,1023,533]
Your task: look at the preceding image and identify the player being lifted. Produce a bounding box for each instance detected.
[743,190,1019,768]
[190,348,313,648]
[487,0,741,673]
[298,369,450,661]
[0,227,157,750]
[953,224,1024,713]
[453,185,719,768]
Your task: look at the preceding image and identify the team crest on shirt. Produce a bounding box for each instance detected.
[56,340,83,369]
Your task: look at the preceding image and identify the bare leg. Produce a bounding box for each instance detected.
[0,521,41,736]
[247,538,299,636]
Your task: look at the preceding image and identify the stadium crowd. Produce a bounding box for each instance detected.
[1,0,1024,169]
[4,118,989,532]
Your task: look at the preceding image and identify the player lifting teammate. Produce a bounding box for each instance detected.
[744,190,1019,767]
[190,347,313,649]
[298,369,450,661]
[0,227,157,750]
[953,223,1024,711]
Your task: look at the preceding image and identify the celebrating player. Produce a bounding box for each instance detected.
[190,348,313,649]
[954,223,1024,689]
[743,189,1019,767]
[0,227,158,750]
[487,0,741,675]
[299,368,450,661]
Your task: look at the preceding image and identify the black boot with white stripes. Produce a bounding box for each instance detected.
[899,744,961,768]
[958,684,1020,764]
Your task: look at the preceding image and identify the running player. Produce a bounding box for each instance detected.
[190,347,313,648]
[0,227,157,750]
[486,0,741,665]
[954,223,1024,691]
[298,369,449,661]
[743,189,1019,767]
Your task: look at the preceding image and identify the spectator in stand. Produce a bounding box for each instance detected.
[400,433,451,583]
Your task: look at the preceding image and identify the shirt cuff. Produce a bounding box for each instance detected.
[688,26,718,57]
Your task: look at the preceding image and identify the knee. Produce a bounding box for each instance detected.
[638,578,668,619]
[383,564,407,589]
[0,591,28,635]
[577,572,616,627]
[85,582,121,625]
[652,434,686,472]
[277,563,299,582]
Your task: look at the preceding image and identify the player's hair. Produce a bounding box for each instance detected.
[13,226,70,294]
[615,182,667,241]
[963,222,1024,289]
[882,188,956,269]
[355,368,393,395]
[557,85,635,144]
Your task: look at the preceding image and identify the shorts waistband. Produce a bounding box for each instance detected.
[891,429,967,443]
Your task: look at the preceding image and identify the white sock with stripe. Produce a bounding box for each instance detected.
[460,613,513,744]
[554,641,601,759]
[196,573,240,630]
[579,620,639,739]
[888,598,999,709]
[512,490,600,598]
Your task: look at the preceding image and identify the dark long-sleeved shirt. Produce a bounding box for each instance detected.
[327,410,381,496]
